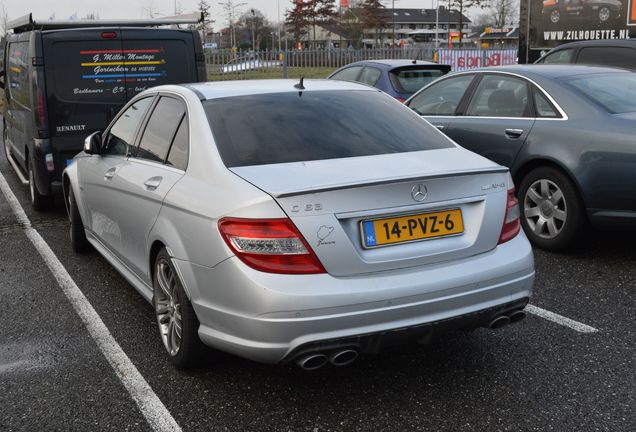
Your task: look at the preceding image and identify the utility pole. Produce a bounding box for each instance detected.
[277,0,282,52]
[435,0,439,48]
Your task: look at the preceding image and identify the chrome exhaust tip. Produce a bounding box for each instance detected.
[488,315,511,329]
[296,353,328,370]
[329,349,358,367]
[508,310,527,323]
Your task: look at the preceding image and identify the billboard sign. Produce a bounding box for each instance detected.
[527,0,636,50]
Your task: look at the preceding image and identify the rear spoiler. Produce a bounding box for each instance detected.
[8,12,203,33]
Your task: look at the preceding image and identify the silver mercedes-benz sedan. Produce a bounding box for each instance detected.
[63,80,534,369]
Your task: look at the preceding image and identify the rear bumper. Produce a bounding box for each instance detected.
[174,233,534,364]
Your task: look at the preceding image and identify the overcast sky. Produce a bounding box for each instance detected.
[1,1,482,27]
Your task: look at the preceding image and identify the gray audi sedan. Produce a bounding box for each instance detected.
[63,80,534,369]
[406,65,636,251]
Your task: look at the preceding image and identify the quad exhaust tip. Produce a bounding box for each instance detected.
[508,310,526,323]
[488,315,511,329]
[296,353,328,370]
[329,349,358,367]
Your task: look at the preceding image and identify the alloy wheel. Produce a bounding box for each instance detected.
[154,259,183,356]
[523,179,567,239]
[598,7,610,22]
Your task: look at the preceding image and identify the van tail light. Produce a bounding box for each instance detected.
[35,87,48,130]
[498,188,521,244]
[218,218,326,274]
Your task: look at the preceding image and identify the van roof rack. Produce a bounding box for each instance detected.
[8,12,203,33]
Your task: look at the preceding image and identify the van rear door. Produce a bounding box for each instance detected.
[42,28,128,169]
[119,28,201,99]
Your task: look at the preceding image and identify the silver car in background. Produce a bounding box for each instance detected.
[63,80,534,369]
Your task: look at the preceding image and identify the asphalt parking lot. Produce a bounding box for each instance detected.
[0,144,634,431]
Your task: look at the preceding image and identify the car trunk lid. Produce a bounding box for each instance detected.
[230,148,511,277]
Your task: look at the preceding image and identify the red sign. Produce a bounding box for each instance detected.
[341,0,349,8]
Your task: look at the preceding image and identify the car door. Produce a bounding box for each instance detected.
[109,95,187,281]
[78,95,155,258]
[4,39,30,166]
[405,74,477,132]
[442,73,536,168]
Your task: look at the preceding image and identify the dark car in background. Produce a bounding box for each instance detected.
[0,13,206,210]
[328,60,450,102]
[405,65,636,250]
[536,39,636,70]
[542,0,623,25]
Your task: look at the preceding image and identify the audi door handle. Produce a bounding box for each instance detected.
[104,168,117,180]
[505,128,524,138]
[143,177,162,191]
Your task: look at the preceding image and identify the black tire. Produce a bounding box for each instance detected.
[27,157,51,211]
[68,186,91,253]
[549,8,561,25]
[518,166,584,251]
[153,248,205,368]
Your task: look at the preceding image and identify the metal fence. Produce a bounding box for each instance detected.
[204,47,519,81]
[205,46,436,81]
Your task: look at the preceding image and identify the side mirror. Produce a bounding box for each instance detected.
[84,132,102,155]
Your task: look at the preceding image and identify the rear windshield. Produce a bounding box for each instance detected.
[46,39,192,103]
[389,68,447,94]
[204,90,453,167]
[566,73,636,114]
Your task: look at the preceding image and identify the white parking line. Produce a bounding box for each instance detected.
[526,304,598,333]
[0,172,182,432]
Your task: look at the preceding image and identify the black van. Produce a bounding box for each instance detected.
[1,14,206,210]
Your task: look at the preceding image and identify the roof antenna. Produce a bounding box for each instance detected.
[294,76,305,90]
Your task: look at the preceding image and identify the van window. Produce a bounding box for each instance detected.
[7,41,30,106]
[102,97,153,156]
[576,47,636,70]
[47,40,129,103]
[121,39,194,98]
[137,96,185,163]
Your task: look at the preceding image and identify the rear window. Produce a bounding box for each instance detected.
[204,90,453,167]
[46,39,192,103]
[389,68,447,94]
[566,73,636,114]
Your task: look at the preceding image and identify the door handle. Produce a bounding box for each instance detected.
[432,124,445,130]
[104,167,117,180]
[505,128,524,138]
[143,176,162,191]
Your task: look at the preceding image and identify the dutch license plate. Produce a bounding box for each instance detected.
[362,209,464,248]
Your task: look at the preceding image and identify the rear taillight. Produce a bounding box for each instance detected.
[36,87,47,130]
[395,97,407,103]
[498,188,521,244]
[218,218,326,274]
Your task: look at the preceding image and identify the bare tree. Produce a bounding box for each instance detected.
[449,0,488,45]
[1,4,10,37]
[82,12,100,20]
[218,0,247,49]
[142,1,162,19]
[196,0,214,33]
[484,0,519,28]
[360,0,386,47]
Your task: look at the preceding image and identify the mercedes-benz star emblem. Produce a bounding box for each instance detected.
[411,184,428,202]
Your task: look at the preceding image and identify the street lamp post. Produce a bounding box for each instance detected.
[251,9,256,51]
[435,0,439,49]
[392,0,395,47]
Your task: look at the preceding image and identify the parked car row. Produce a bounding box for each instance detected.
[1,17,633,370]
